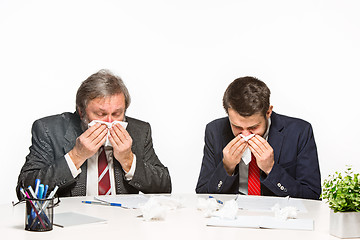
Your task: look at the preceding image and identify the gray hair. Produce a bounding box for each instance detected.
[76,69,131,116]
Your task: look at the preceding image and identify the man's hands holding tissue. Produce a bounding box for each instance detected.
[69,123,108,169]
[248,135,274,175]
[108,123,133,173]
[222,134,274,176]
[222,135,248,176]
[69,122,134,172]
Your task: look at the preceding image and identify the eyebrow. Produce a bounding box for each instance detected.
[97,108,124,113]
[232,122,260,130]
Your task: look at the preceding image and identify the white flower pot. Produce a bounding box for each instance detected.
[329,210,360,238]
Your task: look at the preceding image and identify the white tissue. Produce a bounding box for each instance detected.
[88,120,128,147]
[197,198,221,218]
[140,196,182,221]
[211,199,238,220]
[240,134,255,165]
[197,198,238,220]
[271,203,298,221]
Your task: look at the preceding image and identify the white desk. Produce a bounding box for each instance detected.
[1,194,344,240]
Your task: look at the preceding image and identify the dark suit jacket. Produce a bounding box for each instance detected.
[195,112,321,200]
[16,112,171,200]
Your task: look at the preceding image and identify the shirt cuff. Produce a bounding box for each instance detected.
[65,153,82,178]
[124,154,137,180]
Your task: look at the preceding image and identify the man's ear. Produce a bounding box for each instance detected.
[77,107,83,120]
[266,105,273,119]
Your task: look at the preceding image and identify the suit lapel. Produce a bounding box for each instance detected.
[268,112,285,164]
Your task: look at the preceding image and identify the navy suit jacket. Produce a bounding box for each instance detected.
[196,112,321,200]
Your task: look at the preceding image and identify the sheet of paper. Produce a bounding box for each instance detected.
[236,195,307,212]
[54,212,106,227]
[207,216,314,231]
[95,195,149,209]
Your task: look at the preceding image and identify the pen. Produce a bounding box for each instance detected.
[82,200,122,207]
[40,185,59,212]
[43,185,49,198]
[209,196,223,204]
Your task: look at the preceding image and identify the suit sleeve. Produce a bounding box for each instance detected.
[16,119,76,200]
[196,124,239,194]
[128,124,172,193]
[261,123,321,200]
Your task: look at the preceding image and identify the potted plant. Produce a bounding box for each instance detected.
[322,166,360,238]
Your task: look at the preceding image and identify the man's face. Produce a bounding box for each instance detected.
[82,93,126,124]
[228,106,273,137]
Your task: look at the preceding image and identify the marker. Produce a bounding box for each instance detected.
[34,179,41,197]
[82,200,122,207]
[28,186,37,199]
[38,184,44,199]
[20,188,27,198]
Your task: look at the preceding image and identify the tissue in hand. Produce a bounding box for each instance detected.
[239,134,255,165]
[88,120,128,147]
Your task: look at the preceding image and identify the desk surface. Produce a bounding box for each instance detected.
[2,194,343,240]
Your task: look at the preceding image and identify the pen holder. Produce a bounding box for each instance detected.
[25,198,54,231]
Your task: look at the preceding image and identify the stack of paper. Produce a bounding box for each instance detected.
[207,216,314,231]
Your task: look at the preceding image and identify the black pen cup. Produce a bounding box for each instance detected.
[25,198,54,231]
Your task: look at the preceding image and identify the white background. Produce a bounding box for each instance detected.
[1,0,359,204]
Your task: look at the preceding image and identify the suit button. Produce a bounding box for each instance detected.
[277,183,281,187]
[280,186,284,191]
[217,181,223,189]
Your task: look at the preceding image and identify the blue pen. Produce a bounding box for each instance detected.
[43,185,49,199]
[82,200,122,207]
[209,196,223,204]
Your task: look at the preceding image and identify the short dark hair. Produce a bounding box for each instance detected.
[223,76,271,117]
[76,69,131,115]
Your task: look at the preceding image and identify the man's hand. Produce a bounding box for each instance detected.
[248,135,274,174]
[222,135,248,176]
[69,123,108,169]
[109,123,134,172]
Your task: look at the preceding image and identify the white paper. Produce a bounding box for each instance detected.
[207,216,314,231]
[95,195,149,209]
[236,195,307,212]
[239,134,255,165]
[54,212,106,227]
[88,120,128,147]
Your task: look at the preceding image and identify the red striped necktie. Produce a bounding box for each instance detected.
[248,153,261,195]
[98,147,111,195]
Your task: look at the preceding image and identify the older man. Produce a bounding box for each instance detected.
[16,69,171,199]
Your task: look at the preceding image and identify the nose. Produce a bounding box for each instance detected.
[241,130,252,137]
[104,115,114,123]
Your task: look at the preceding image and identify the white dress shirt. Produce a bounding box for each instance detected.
[238,118,271,194]
[65,148,136,195]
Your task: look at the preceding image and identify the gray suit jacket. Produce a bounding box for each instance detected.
[16,112,171,199]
